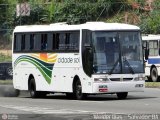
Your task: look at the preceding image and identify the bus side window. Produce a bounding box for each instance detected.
[21,34,25,51]
[25,34,30,51]
[53,33,60,50]
[14,34,21,51]
[41,34,48,50]
[149,41,158,56]
[69,32,79,50]
[59,33,66,50]
[47,33,52,50]
[30,34,34,50]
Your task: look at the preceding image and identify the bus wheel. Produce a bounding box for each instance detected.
[146,76,152,82]
[74,80,86,100]
[29,78,39,98]
[116,92,128,99]
[150,67,158,82]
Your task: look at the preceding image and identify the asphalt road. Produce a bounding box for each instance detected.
[0,88,160,120]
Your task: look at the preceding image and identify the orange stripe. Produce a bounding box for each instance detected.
[40,53,48,61]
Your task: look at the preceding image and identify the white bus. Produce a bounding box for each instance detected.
[12,22,145,100]
[142,35,160,82]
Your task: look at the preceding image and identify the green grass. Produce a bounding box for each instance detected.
[0,54,12,62]
[145,82,160,88]
[0,80,13,84]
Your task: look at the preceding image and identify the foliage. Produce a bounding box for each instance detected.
[0,0,131,27]
[0,53,11,62]
[140,11,160,34]
[52,0,127,24]
[14,0,50,25]
[0,0,160,46]
[139,0,160,34]
[0,0,9,30]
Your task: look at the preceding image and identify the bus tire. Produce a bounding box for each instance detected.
[146,76,152,82]
[116,92,128,99]
[150,67,158,82]
[73,80,86,100]
[28,78,39,98]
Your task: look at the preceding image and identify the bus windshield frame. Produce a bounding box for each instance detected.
[91,31,144,74]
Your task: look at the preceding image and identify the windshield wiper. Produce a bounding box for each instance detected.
[123,57,134,74]
[109,58,119,75]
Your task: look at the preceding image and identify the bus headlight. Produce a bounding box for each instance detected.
[94,78,109,82]
[134,74,146,81]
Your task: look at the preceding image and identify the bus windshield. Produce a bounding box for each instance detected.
[92,31,144,74]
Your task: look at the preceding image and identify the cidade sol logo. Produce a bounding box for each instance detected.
[58,57,80,63]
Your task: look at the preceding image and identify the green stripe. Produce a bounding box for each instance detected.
[14,56,54,84]
[16,57,52,78]
[16,59,51,84]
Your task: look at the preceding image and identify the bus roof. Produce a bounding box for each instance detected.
[13,22,140,33]
[142,35,160,41]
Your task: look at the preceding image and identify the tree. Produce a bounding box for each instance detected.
[139,0,160,34]
[0,0,9,30]
[52,0,127,24]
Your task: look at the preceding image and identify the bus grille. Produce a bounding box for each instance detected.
[110,78,133,81]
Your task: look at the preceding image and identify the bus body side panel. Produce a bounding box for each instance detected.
[157,67,160,76]
[145,65,160,76]
[13,54,145,94]
[145,66,150,76]
[145,60,151,76]
[13,52,92,93]
[77,68,93,93]
[50,53,92,93]
[50,53,80,92]
[13,53,56,91]
[13,54,29,90]
[145,56,160,76]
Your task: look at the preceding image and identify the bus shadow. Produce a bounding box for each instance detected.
[21,94,158,101]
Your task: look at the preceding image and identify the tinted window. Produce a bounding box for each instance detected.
[21,34,25,50]
[25,34,30,51]
[149,41,158,56]
[47,33,52,50]
[30,34,34,50]
[52,33,59,50]
[68,33,79,50]
[59,33,66,50]
[52,32,79,51]
[41,34,48,50]
[14,34,21,51]
[14,31,80,53]
[34,34,41,51]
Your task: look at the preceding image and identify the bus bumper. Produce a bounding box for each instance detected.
[92,81,145,94]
